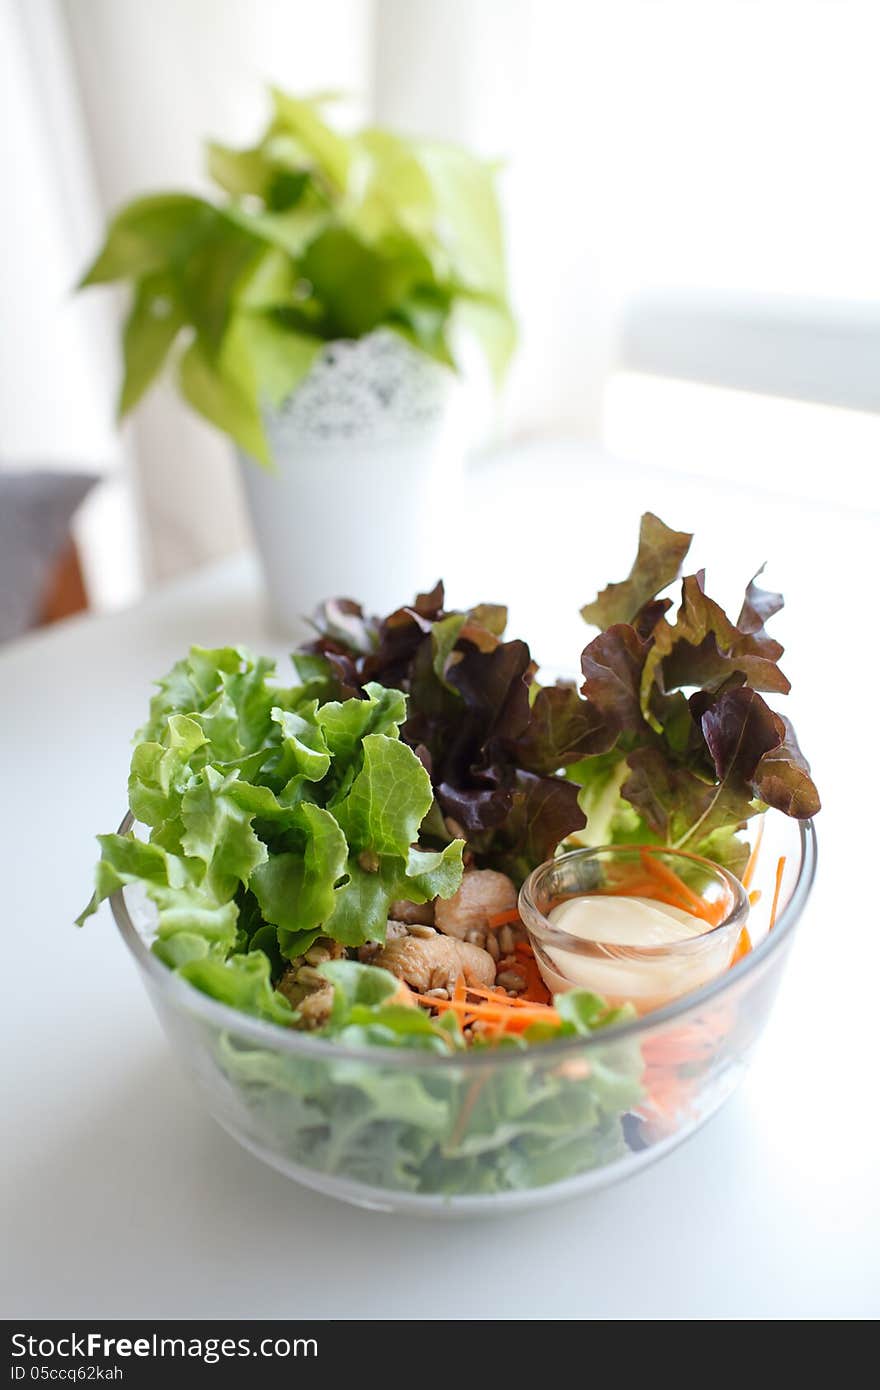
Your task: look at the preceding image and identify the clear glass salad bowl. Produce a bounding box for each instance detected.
[110,811,816,1216]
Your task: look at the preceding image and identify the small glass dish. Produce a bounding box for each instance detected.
[519,845,750,1014]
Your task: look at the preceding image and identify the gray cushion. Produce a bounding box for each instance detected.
[0,471,97,643]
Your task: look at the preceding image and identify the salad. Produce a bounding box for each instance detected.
[79,513,820,1195]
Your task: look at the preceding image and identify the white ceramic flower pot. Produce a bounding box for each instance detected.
[240,330,463,638]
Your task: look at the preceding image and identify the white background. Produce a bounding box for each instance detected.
[3,0,880,600]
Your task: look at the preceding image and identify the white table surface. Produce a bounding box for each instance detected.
[2,442,878,1320]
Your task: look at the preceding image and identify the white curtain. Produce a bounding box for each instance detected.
[61,0,373,586]
[3,0,373,598]
[0,0,138,608]
[5,0,879,608]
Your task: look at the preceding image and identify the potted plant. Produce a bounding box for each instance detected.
[81,89,514,632]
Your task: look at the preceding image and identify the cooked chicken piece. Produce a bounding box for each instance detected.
[277,967,306,1009]
[434,868,517,941]
[297,984,334,1028]
[389,898,435,926]
[373,931,496,993]
[358,918,411,964]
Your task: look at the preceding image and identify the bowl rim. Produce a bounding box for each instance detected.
[110,812,817,1071]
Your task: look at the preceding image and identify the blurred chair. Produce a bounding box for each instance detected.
[0,470,96,644]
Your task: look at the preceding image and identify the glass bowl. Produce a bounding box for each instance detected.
[519,844,751,1013]
[110,811,816,1216]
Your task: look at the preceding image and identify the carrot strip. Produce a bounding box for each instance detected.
[450,1075,490,1146]
[748,890,762,908]
[486,909,522,930]
[729,926,752,967]
[464,984,534,1008]
[510,940,553,1004]
[768,856,786,932]
[741,816,765,890]
[639,850,719,923]
[412,990,561,1033]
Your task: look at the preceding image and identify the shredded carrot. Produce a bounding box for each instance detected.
[768,856,786,932]
[486,908,522,930]
[511,940,553,1004]
[450,1074,490,1146]
[604,877,703,917]
[748,889,762,908]
[452,973,467,1007]
[729,926,752,967]
[741,816,765,890]
[639,1007,735,1125]
[639,850,722,924]
[465,983,532,1007]
[412,984,561,1037]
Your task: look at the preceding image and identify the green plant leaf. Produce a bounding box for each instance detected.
[334,734,433,858]
[175,212,265,350]
[127,713,207,828]
[581,512,693,629]
[178,336,270,466]
[229,203,332,258]
[270,704,332,784]
[119,273,184,416]
[513,681,609,774]
[351,128,436,241]
[555,990,619,1034]
[416,142,507,297]
[567,750,646,848]
[621,745,761,854]
[178,949,292,1023]
[270,89,351,191]
[76,832,179,925]
[223,310,320,408]
[80,89,515,449]
[316,683,408,773]
[390,291,457,370]
[206,141,275,199]
[180,766,268,899]
[321,859,397,946]
[404,841,466,900]
[454,297,516,384]
[640,571,791,717]
[80,194,216,285]
[320,959,399,1019]
[753,714,821,818]
[301,226,428,339]
[250,802,348,944]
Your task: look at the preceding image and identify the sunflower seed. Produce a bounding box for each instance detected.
[295,965,326,988]
[305,945,331,965]
[497,969,526,992]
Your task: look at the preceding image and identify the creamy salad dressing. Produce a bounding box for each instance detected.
[540,893,737,1012]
